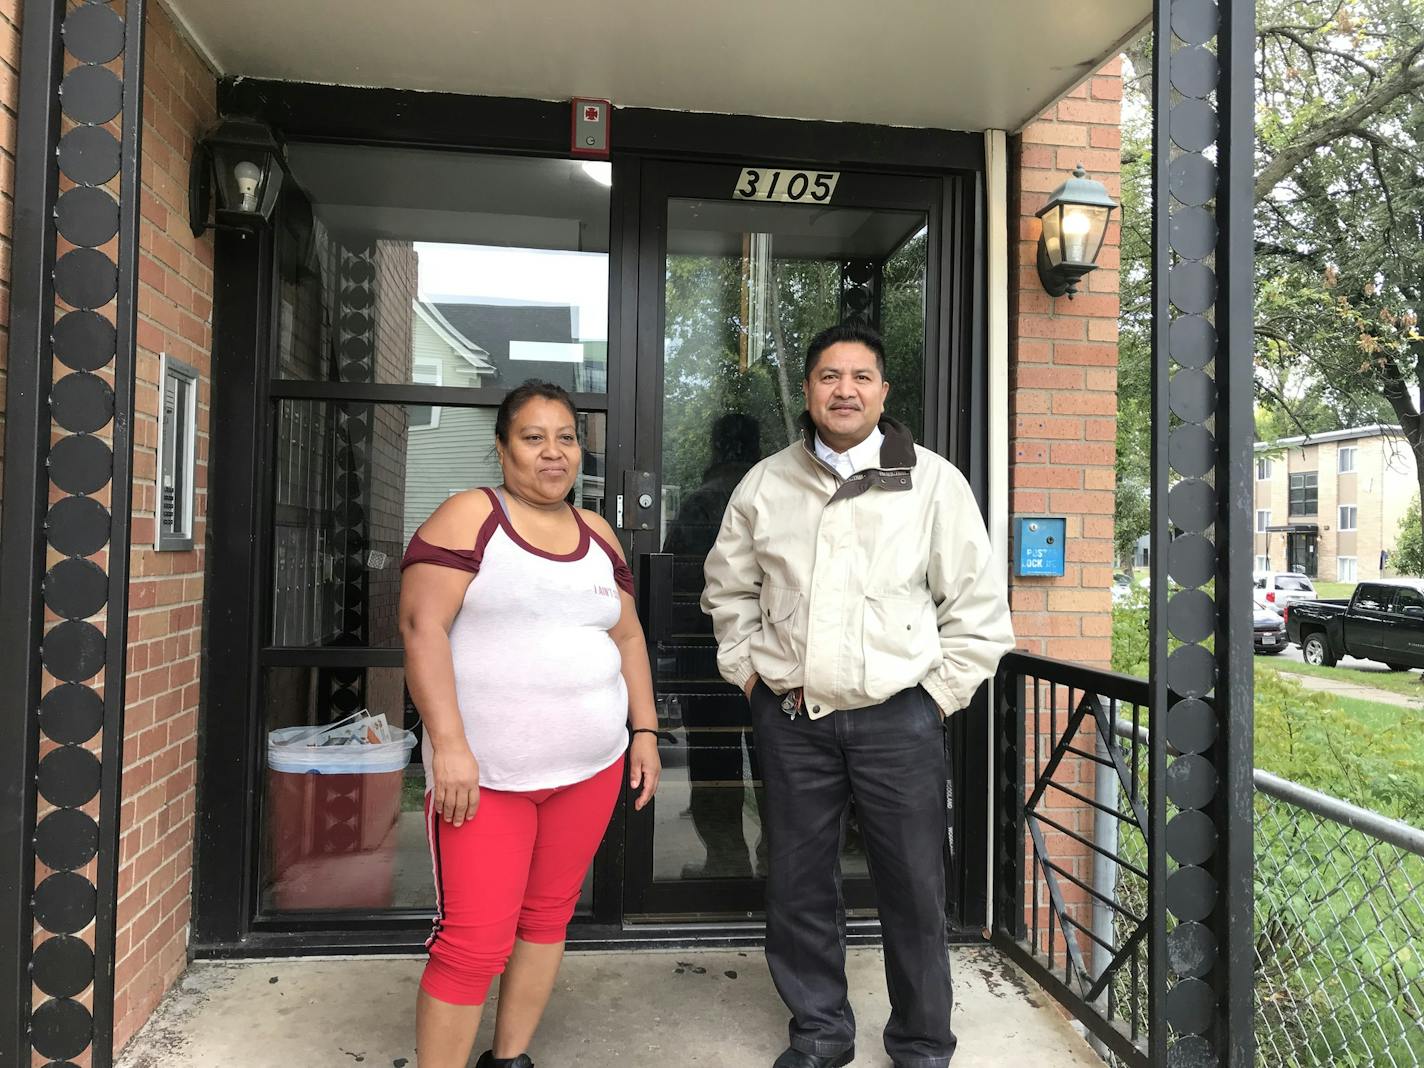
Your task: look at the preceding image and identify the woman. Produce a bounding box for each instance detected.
[399,380,661,1068]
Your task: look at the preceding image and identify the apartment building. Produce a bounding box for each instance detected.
[1254,425,1418,581]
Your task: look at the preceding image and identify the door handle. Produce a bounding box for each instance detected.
[639,552,674,644]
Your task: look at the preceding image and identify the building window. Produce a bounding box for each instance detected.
[1289,471,1318,516]
[1338,446,1357,473]
[1255,555,1270,572]
[1338,556,1357,583]
[410,359,442,429]
[1339,505,1357,531]
[157,354,198,551]
[1257,457,1273,480]
[1256,509,1271,532]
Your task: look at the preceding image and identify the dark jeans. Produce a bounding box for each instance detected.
[751,681,955,1068]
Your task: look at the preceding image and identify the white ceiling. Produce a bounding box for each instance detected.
[168,0,1148,133]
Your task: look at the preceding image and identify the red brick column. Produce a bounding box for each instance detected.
[1006,58,1123,960]
[112,6,217,1049]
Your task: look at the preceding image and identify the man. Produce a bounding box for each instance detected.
[702,322,1014,1068]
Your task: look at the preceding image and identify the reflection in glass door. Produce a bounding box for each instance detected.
[626,162,940,919]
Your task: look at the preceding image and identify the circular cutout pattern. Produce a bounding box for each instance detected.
[1169,368,1217,422]
[48,434,112,495]
[63,3,125,63]
[1168,479,1215,533]
[1169,263,1217,316]
[1167,865,1217,922]
[1168,643,1217,698]
[31,935,95,1000]
[52,310,116,372]
[1170,100,1220,154]
[60,64,123,125]
[32,872,97,934]
[58,125,121,186]
[1167,809,1219,866]
[1169,315,1217,369]
[1172,0,1220,45]
[54,248,118,310]
[1167,922,1218,980]
[1170,207,1218,261]
[1167,977,1216,1035]
[1167,1035,1219,1068]
[43,557,108,619]
[46,496,110,557]
[34,809,100,871]
[1166,532,1215,588]
[37,745,102,808]
[40,620,106,683]
[1167,753,1219,809]
[1169,424,1215,478]
[39,684,105,745]
[30,997,92,1061]
[1167,589,1214,644]
[56,186,119,248]
[1169,155,1218,208]
[51,373,114,435]
[1171,45,1219,98]
[1167,698,1218,754]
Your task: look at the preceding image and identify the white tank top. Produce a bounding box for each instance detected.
[403,490,631,791]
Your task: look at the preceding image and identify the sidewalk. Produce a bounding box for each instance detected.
[116,946,1101,1068]
[1275,668,1423,708]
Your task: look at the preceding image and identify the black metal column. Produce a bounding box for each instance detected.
[1150,0,1255,1064]
[0,1,146,1064]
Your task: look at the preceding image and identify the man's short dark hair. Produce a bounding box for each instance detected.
[803,322,887,381]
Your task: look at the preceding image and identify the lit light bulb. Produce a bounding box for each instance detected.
[233,160,263,212]
[1062,209,1092,262]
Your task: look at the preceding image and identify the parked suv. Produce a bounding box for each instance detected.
[1253,571,1317,609]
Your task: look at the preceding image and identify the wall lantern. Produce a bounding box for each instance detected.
[1035,164,1117,299]
[188,118,286,237]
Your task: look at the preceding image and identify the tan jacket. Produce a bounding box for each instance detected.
[701,417,1015,718]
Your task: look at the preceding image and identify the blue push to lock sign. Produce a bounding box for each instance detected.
[1014,516,1067,577]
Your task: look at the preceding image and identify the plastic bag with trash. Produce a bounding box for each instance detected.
[268,709,416,774]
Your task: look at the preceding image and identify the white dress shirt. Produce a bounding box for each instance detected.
[814,426,885,480]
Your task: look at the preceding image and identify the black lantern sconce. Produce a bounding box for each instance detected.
[1035,164,1118,299]
[188,118,286,237]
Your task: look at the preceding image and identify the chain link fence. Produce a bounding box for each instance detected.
[1254,771,1424,1067]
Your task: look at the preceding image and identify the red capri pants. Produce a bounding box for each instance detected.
[421,757,623,1005]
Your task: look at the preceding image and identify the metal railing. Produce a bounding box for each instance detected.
[1253,771,1424,1067]
[995,652,1424,1067]
[994,653,1157,1066]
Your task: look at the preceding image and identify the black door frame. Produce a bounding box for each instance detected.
[192,80,988,957]
[621,158,956,920]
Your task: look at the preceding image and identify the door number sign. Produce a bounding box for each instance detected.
[733,168,839,203]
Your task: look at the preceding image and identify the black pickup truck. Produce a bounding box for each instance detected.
[1285,579,1424,669]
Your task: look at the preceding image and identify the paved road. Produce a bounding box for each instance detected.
[1259,642,1424,708]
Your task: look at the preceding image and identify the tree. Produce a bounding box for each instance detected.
[1251,0,1424,526]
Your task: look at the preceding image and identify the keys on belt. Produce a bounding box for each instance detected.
[780,688,804,720]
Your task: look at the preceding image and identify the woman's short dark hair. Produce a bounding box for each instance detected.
[494,380,578,444]
[803,322,887,380]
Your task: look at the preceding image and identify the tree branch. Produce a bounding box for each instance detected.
[1255,42,1424,200]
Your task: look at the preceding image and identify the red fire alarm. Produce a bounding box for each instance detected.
[571,97,611,158]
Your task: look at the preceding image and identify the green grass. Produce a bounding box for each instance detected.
[1330,696,1424,758]
[1258,656,1424,701]
[1312,581,1357,599]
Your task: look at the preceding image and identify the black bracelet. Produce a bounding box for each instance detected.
[629,727,659,739]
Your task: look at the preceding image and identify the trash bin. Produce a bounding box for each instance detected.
[266,724,418,910]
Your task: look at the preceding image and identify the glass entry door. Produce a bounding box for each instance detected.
[622,161,943,919]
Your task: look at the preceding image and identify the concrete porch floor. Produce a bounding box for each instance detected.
[116,946,1102,1067]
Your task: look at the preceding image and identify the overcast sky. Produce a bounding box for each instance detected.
[416,243,609,341]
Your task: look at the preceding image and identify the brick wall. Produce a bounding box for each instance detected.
[113,4,217,1050]
[1007,58,1123,956]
